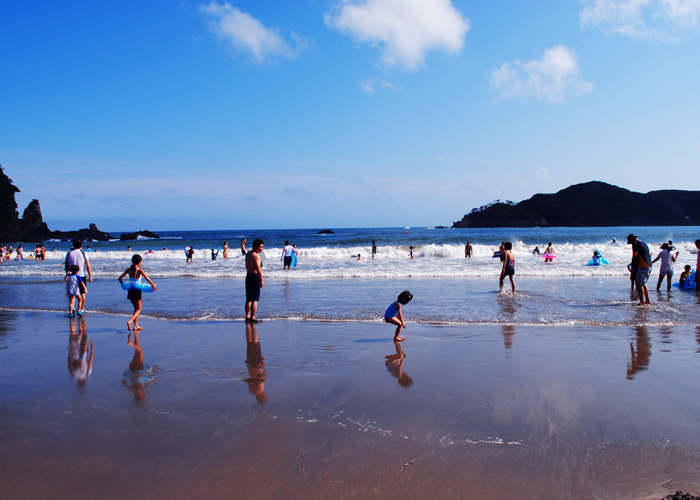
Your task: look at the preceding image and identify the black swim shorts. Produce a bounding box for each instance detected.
[246,273,261,302]
[127,289,142,301]
[284,256,292,266]
[504,265,515,277]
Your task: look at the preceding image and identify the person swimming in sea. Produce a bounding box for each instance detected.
[543,242,555,263]
[532,246,540,255]
[385,290,413,342]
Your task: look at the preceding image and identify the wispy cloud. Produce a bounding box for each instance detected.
[360,77,401,93]
[200,2,307,62]
[580,0,700,38]
[324,0,470,70]
[489,46,593,103]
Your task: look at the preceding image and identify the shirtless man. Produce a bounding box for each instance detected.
[245,239,264,323]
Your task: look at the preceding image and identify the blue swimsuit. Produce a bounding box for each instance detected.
[385,302,399,320]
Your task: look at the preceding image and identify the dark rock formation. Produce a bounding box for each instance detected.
[660,491,700,500]
[452,181,700,228]
[22,199,43,224]
[0,166,52,243]
[317,229,334,234]
[120,230,160,241]
[51,224,113,242]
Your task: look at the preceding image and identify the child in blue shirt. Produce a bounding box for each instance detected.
[66,265,83,317]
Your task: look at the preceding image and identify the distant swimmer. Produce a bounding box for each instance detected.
[651,243,679,291]
[532,246,541,255]
[281,241,294,270]
[145,249,155,255]
[241,238,247,256]
[223,241,229,259]
[409,246,414,259]
[611,238,617,244]
[118,254,157,332]
[245,239,264,324]
[543,242,555,263]
[499,241,516,293]
[627,234,651,306]
[385,290,413,342]
[127,246,132,251]
[161,247,168,251]
[465,241,472,258]
[372,240,377,259]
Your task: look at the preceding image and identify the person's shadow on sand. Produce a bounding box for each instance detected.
[122,331,159,403]
[67,317,94,387]
[385,341,413,388]
[245,322,268,403]
[626,325,651,380]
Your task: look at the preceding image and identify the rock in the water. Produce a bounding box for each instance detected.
[51,223,113,242]
[120,230,160,241]
[22,199,43,224]
[317,229,334,234]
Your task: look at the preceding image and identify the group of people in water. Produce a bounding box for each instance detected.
[1,243,47,261]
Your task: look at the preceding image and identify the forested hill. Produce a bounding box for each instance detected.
[452,181,700,228]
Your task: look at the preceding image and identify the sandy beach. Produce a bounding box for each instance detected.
[1,310,699,499]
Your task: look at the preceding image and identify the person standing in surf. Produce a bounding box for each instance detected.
[499,241,516,293]
[245,239,264,324]
[543,242,555,263]
[240,238,247,256]
[465,241,472,258]
[651,243,678,291]
[372,241,377,259]
[281,240,294,270]
[223,241,229,259]
[627,234,652,306]
[65,239,92,313]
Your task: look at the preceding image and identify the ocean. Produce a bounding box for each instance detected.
[1,226,698,326]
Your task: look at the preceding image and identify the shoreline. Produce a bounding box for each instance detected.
[2,310,700,499]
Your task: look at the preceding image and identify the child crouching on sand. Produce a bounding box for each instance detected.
[385,290,413,342]
[118,255,157,331]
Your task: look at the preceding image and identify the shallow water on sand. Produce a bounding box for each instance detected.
[1,275,699,326]
[1,311,699,499]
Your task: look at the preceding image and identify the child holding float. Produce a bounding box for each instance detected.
[118,255,157,331]
[385,290,413,342]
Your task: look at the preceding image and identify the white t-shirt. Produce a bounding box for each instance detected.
[67,274,82,296]
[656,249,675,273]
[65,249,88,277]
[283,245,294,257]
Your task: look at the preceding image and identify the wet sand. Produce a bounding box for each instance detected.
[1,310,700,499]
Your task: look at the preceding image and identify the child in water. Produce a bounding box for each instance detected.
[385,290,413,342]
[67,265,84,317]
[409,246,414,259]
[679,265,693,288]
[118,255,157,331]
[500,241,516,293]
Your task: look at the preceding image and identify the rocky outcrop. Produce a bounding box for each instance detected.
[0,166,52,243]
[317,229,334,234]
[452,181,700,228]
[51,223,113,242]
[120,230,160,241]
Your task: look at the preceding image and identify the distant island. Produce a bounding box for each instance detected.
[0,165,158,243]
[452,181,700,228]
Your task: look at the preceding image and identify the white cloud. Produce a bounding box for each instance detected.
[580,0,700,38]
[200,2,305,62]
[324,0,470,70]
[360,77,401,93]
[489,46,593,103]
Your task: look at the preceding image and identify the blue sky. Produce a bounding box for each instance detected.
[1,0,699,231]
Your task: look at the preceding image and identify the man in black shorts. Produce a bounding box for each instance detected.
[245,239,264,323]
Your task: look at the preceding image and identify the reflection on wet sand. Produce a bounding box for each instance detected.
[502,324,515,350]
[67,317,94,387]
[245,322,267,403]
[122,331,159,403]
[696,326,700,354]
[627,326,651,380]
[497,293,520,323]
[384,341,413,388]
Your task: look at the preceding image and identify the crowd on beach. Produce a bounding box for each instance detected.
[3,230,699,341]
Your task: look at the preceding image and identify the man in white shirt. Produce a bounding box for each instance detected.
[64,239,93,311]
[280,240,294,270]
